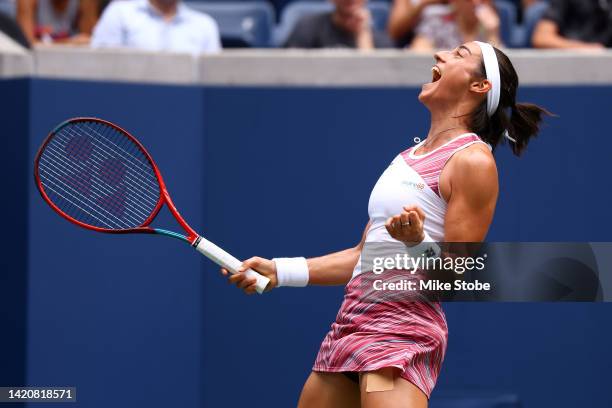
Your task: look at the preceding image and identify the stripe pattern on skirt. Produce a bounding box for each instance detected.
[313,271,448,398]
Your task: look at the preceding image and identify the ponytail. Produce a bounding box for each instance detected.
[470,47,553,157]
[506,102,552,156]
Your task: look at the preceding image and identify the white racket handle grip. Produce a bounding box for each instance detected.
[193,236,270,294]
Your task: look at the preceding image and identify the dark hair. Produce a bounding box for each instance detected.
[469,47,552,156]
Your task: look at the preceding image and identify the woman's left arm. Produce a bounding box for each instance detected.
[442,147,498,243]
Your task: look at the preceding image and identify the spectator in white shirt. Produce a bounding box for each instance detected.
[91,0,221,54]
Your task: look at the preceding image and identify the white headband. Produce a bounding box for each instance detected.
[474,41,516,143]
[475,41,500,117]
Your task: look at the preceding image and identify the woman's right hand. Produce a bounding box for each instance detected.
[220,257,278,295]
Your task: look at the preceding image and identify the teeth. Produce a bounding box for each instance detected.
[431,66,442,82]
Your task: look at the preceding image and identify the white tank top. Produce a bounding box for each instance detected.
[352,133,488,277]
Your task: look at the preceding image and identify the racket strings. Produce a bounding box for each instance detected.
[41,128,148,225]
[80,123,159,191]
[51,122,158,226]
[39,132,144,228]
[56,128,157,209]
[38,158,132,229]
[39,151,149,226]
[37,120,161,230]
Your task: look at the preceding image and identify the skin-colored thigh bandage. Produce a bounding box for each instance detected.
[363,367,395,392]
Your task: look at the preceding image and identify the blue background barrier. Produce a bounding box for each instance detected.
[1,78,612,407]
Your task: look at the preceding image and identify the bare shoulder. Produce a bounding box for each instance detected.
[442,143,498,203]
[451,143,497,179]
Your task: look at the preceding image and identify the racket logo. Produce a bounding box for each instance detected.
[45,132,135,223]
[65,135,94,161]
[99,157,127,186]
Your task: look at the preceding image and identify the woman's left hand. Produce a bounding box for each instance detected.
[385,205,426,245]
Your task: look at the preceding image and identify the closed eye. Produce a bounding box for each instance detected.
[458,45,472,57]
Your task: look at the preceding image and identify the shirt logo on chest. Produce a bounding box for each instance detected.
[402,181,425,191]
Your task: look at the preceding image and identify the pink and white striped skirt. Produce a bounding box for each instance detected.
[312,270,448,398]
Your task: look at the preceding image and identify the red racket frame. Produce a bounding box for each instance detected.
[34,117,199,244]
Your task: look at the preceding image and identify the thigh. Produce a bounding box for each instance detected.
[297,371,361,408]
[360,368,428,408]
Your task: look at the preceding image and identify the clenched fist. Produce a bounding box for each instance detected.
[385,205,426,245]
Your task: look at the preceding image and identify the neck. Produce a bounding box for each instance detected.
[424,107,471,147]
[150,0,178,19]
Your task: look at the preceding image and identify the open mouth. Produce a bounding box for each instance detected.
[431,66,442,83]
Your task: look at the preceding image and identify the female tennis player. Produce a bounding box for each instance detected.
[222,41,548,407]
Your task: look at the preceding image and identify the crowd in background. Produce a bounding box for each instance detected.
[0,0,611,53]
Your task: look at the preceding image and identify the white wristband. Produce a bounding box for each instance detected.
[273,257,309,287]
[406,231,442,259]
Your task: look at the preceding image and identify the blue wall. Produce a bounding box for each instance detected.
[26,80,205,408]
[3,79,611,407]
[0,79,29,400]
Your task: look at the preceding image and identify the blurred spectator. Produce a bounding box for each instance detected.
[98,0,111,14]
[91,0,221,54]
[388,0,441,47]
[284,0,393,49]
[532,0,612,49]
[17,0,98,45]
[1,11,31,47]
[506,0,538,22]
[388,0,501,50]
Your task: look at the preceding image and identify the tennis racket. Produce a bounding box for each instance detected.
[34,117,271,294]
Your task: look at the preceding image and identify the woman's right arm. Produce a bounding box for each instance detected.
[307,221,370,285]
[223,222,371,294]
